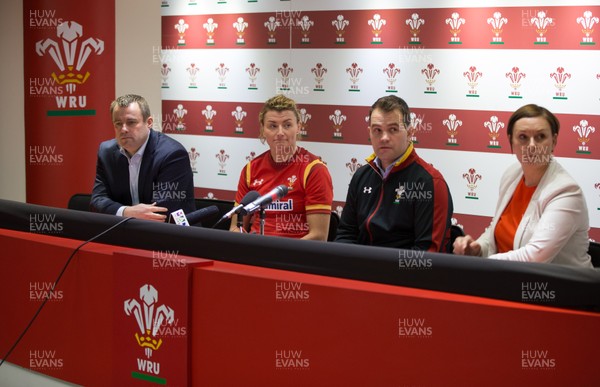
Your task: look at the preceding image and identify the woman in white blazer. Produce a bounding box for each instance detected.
[453,104,592,267]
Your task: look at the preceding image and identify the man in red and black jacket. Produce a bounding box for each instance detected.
[335,95,453,252]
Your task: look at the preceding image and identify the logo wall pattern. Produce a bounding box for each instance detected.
[159,1,600,239]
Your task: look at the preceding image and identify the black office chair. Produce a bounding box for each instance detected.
[589,241,600,268]
[194,198,235,229]
[327,211,340,242]
[447,224,465,253]
[68,193,92,211]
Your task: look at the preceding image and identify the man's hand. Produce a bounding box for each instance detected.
[123,202,168,222]
[453,235,482,257]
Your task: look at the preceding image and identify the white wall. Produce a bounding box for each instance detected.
[0,1,26,202]
[0,0,161,203]
[115,0,162,129]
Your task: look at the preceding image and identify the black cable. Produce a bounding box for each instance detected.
[0,216,134,368]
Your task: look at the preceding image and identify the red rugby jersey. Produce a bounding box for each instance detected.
[234,147,333,238]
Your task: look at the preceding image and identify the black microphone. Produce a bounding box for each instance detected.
[212,191,260,229]
[241,185,289,215]
[170,205,219,226]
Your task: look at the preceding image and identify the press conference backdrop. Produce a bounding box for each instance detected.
[158,0,600,240]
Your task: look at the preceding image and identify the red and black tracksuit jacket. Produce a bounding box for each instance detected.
[335,148,454,252]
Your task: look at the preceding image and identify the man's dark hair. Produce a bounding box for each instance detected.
[110,94,152,121]
[368,95,411,128]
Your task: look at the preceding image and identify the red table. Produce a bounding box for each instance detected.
[1,228,599,386]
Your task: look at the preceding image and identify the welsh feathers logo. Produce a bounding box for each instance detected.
[232,106,247,134]
[368,14,386,44]
[124,284,175,383]
[463,66,482,97]
[329,109,346,139]
[572,120,595,154]
[346,62,363,92]
[345,158,362,175]
[332,15,349,44]
[186,63,199,88]
[233,17,248,45]
[124,284,174,359]
[277,63,294,91]
[36,20,104,115]
[36,21,103,91]
[246,63,260,90]
[394,184,406,203]
[173,104,187,131]
[506,67,526,99]
[443,114,462,146]
[264,16,279,44]
[531,11,552,45]
[203,17,218,45]
[446,12,465,44]
[160,63,171,88]
[216,63,229,89]
[287,175,298,191]
[299,108,312,137]
[577,11,598,45]
[463,168,482,199]
[484,116,504,148]
[311,63,327,91]
[383,63,401,93]
[216,149,229,175]
[422,63,440,94]
[188,147,200,173]
[202,105,217,132]
[299,15,314,44]
[406,13,425,45]
[174,19,189,46]
[488,11,508,44]
[550,67,571,100]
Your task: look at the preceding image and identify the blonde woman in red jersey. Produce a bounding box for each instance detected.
[230,95,334,240]
[453,104,592,267]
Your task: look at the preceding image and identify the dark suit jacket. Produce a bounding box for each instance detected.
[91,130,195,219]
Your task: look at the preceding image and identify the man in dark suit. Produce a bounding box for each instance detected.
[91,94,195,222]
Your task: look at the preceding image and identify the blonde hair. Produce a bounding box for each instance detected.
[258,95,301,143]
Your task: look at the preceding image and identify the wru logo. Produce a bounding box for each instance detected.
[36,20,104,94]
[124,284,174,359]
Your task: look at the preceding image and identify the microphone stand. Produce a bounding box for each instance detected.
[237,213,245,233]
[259,206,266,235]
